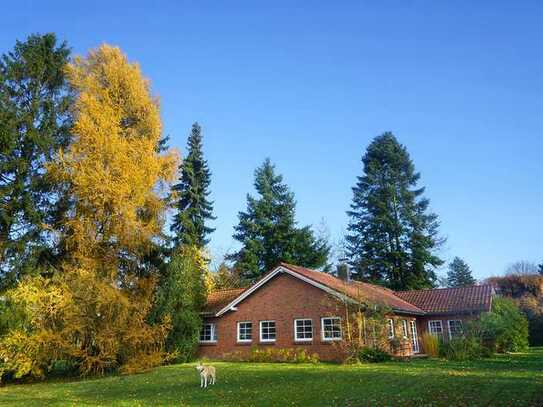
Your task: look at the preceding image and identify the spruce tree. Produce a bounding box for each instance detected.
[447,257,476,287]
[0,34,72,288]
[227,158,329,282]
[346,133,443,290]
[171,123,215,248]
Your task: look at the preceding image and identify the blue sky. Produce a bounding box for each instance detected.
[2,1,542,281]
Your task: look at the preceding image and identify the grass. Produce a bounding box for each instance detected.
[1,348,542,406]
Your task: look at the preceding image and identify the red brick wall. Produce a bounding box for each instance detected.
[198,272,419,361]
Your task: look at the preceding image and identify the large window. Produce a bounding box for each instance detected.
[387,319,395,339]
[294,319,313,341]
[428,320,443,338]
[237,321,252,342]
[401,320,409,338]
[200,323,217,343]
[260,320,276,342]
[321,317,342,341]
[448,320,463,339]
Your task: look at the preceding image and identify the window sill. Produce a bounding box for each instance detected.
[235,341,253,346]
[258,341,276,346]
[199,341,217,346]
[293,340,313,345]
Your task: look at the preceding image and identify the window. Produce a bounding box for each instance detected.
[387,319,395,339]
[237,321,252,342]
[294,319,313,341]
[200,323,217,343]
[410,320,420,353]
[428,320,443,338]
[401,320,409,338]
[321,317,342,341]
[260,320,276,342]
[448,320,463,339]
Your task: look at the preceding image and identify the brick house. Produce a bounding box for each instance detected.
[198,263,493,361]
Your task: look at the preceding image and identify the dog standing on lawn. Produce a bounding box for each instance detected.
[195,362,216,388]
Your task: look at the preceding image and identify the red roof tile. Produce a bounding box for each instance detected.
[203,288,245,314]
[279,263,425,315]
[396,285,493,315]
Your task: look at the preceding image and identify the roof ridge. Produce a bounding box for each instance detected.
[397,284,492,294]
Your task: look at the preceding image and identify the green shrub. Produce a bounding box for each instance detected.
[357,347,391,363]
[224,347,319,363]
[439,337,486,361]
[480,297,529,353]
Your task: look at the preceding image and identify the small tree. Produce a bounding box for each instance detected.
[505,261,539,276]
[447,257,476,287]
[151,246,207,362]
[212,262,243,290]
[480,297,529,353]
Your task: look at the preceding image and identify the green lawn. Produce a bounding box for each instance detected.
[1,348,542,406]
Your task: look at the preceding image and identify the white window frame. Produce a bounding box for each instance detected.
[259,320,276,342]
[199,323,217,343]
[237,321,253,343]
[448,320,463,340]
[410,320,420,353]
[387,319,395,339]
[294,318,313,341]
[401,319,409,338]
[428,320,443,337]
[321,317,342,341]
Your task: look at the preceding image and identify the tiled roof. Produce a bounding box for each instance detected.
[396,285,493,315]
[204,264,494,317]
[203,288,245,314]
[278,263,425,315]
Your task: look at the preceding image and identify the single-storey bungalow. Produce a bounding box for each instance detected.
[199,263,493,361]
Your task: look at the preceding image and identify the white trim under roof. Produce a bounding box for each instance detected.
[215,265,355,317]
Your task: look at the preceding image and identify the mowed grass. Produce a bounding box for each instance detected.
[1,348,542,406]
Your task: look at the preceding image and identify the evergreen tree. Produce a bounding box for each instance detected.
[212,262,243,290]
[539,263,543,276]
[0,34,72,288]
[346,133,443,290]
[150,246,207,361]
[227,159,329,282]
[170,123,215,248]
[447,256,476,287]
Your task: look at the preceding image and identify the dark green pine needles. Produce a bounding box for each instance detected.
[346,132,444,290]
[227,158,330,282]
[170,122,215,249]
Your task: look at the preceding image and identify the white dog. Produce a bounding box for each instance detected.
[195,362,216,388]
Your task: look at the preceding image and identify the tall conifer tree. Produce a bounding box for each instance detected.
[346,133,443,290]
[447,257,476,287]
[0,33,72,288]
[171,123,215,248]
[227,159,329,282]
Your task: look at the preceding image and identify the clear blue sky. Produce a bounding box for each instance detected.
[3,1,542,281]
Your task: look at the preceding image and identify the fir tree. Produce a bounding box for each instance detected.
[227,159,329,282]
[346,133,443,290]
[0,34,72,288]
[171,123,215,248]
[447,257,476,287]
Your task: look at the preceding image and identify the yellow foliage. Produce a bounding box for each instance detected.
[49,44,178,275]
[0,272,170,379]
[0,45,178,381]
[421,333,440,357]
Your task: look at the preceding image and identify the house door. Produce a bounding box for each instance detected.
[410,320,420,353]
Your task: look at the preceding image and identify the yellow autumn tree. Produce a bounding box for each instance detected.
[0,45,178,379]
